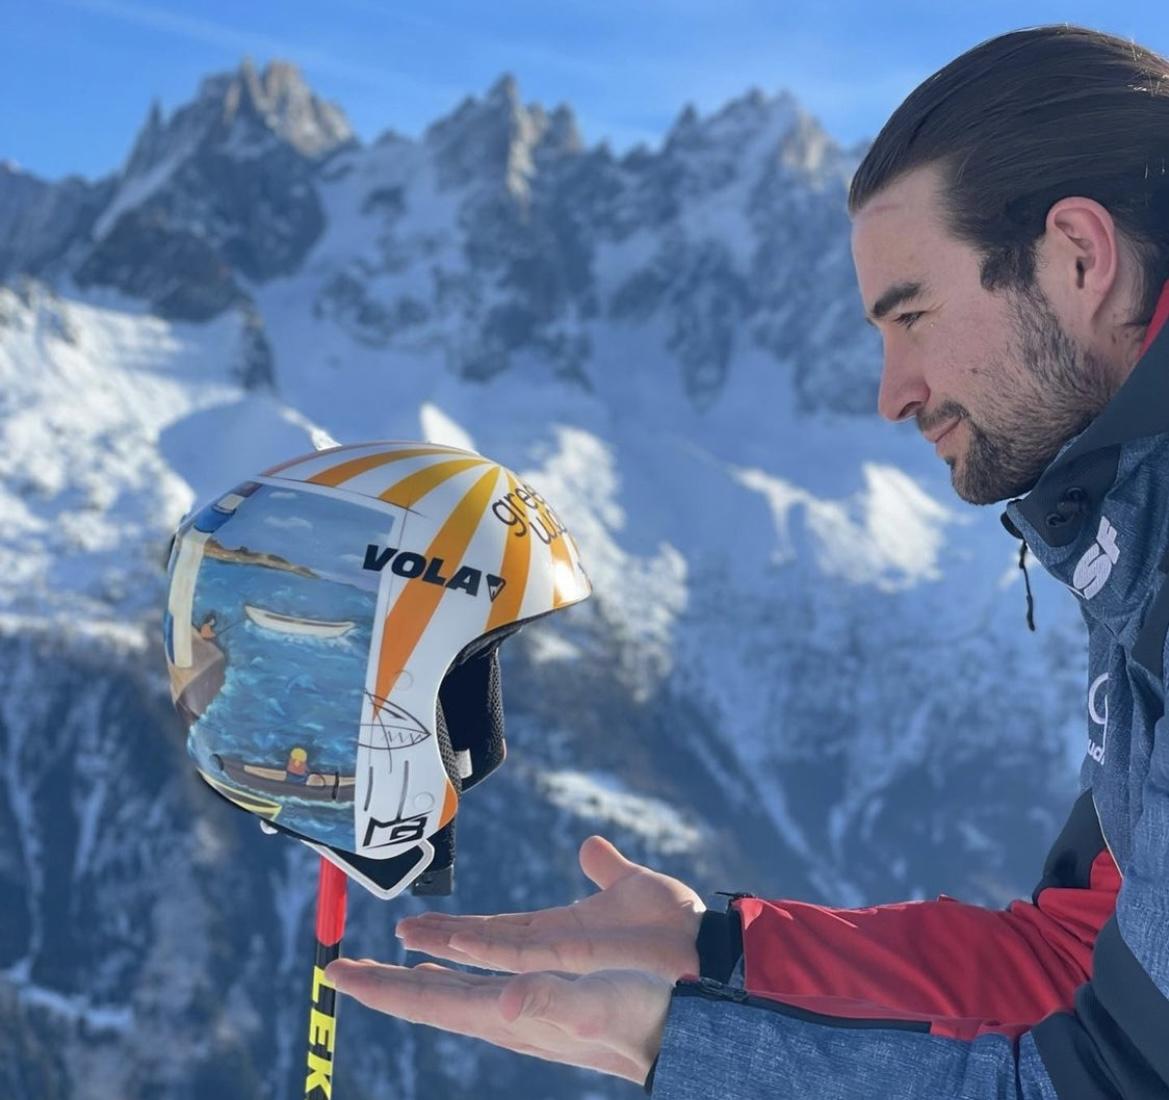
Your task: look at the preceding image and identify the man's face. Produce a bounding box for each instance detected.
[850,165,1113,505]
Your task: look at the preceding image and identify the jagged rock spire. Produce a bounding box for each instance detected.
[121,59,354,183]
[425,73,583,197]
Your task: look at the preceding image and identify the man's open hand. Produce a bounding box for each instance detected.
[326,959,672,1084]
[395,835,705,981]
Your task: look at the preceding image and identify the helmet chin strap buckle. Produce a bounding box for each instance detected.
[307,838,436,901]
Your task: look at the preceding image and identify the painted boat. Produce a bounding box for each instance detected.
[218,756,356,802]
[244,604,356,638]
[197,769,282,820]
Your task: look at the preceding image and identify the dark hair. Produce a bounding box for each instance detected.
[849,26,1169,324]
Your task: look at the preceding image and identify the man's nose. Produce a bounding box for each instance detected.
[876,348,929,423]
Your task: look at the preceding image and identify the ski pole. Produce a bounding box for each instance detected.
[305,857,348,1099]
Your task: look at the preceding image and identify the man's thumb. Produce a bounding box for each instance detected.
[579,835,638,890]
[500,972,562,1023]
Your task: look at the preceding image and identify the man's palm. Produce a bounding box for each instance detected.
[327,960,672,1084]
[396,835,705,981]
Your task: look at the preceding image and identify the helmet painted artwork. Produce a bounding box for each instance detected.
[162,441,591,898]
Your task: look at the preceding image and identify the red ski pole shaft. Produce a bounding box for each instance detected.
[304,857,348,1099]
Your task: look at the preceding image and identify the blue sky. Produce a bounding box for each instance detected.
[4,0,1169,181]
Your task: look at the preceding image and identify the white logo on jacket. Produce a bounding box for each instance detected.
[1087,672,1109,764]
[1072,517,1120,600]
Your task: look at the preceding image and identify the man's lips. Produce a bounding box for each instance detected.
[925,419,960,445]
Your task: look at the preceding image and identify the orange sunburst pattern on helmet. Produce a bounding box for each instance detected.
[378,457,492,509]
[522,484,583,608]
[544,508,577,608]
[485,470,533,632]
[305,444,470,488]
[437,778,459,827]
[370,465,502,716]
[562,526,591,604]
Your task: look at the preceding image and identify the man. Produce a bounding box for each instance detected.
[326,26,1169,1097]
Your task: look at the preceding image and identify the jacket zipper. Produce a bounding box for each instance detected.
[675,978,931,1032]
[1091,790,1124,879]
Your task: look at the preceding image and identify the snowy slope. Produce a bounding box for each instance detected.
[0,62,1088,1100]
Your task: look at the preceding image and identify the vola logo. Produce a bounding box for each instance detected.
[362,545,507,601]
[1087,672,1108,764]
[1072,516,1119,600]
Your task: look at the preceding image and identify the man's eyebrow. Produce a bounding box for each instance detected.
[864,281,925,326]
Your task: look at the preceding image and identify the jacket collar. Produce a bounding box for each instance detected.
[1001,281,1169,623]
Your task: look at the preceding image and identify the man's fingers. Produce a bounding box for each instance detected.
[447,922,660,974]
[398,914,592,974]
[394,924,507,970]
[412,962,494,979]
[398,912,536,935]
[446,927,582,973]
[327,960,504,1029]
[578,835,639,891]
[409,920,649,977]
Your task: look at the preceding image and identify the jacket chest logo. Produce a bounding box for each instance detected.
[1072,516,1120,600]
[1087,671,1109,764]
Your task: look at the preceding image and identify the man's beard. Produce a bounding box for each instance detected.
[930,286,1116,505]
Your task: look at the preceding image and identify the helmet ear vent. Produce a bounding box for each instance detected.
[438,647,506,793]
[433,695,463,792]
[414,636,512,897]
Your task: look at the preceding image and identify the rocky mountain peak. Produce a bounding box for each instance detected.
[668,102,700,141]
[141,58,355,166]
[122,99,167,180]
[115,59,352,193]
[542,103,584,156]
[664,88,797,155]
[485,72,521,108]
[80,59,353,317]
[774,107,837,179]
[425,73,575,197]
[653,86,845,202]
[224,58,353,158]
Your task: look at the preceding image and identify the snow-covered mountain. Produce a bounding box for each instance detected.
[1,62,1086,1100]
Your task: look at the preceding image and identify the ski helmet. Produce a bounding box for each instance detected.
[162,441,591,897]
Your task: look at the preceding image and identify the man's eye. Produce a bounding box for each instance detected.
[894,311,924,329]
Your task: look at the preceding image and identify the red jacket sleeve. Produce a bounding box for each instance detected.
[696,789,1118,1037]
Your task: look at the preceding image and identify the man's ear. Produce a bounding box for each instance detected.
[1041,196,1121,321]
